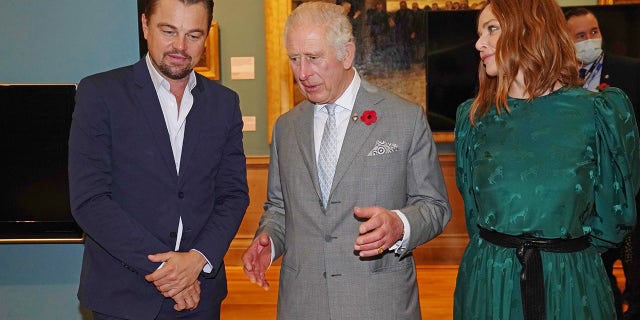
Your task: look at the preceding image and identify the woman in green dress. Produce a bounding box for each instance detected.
[453,0,640,319]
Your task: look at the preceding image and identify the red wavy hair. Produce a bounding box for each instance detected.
[469,0,581,124]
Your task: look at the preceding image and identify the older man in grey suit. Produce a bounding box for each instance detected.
[242,2,451,319]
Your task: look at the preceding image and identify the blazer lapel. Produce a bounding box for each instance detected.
[133,60,178,178]
[178,79,205,183]
[295,101,324,200]
[331,84,383,193]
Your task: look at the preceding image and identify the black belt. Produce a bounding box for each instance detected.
[478,227,591,320]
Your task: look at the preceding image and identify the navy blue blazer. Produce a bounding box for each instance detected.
[68,59,249,319]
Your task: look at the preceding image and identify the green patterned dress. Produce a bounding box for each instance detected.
[453,87,640,319]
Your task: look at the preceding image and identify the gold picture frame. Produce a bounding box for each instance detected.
[195,22,220,80]
[265,1,293,144]
[598,0,640,3]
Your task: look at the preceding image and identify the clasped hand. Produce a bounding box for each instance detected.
[145,251,206,311]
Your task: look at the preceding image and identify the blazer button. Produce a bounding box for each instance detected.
[178,192,184,199]
[324,235,337,242]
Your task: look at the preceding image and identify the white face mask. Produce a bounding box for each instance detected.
[575,38,603,64]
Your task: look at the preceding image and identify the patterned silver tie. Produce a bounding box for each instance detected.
[318,103,338,208]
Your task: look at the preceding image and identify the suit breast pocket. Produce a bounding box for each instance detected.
[363,151,405,178]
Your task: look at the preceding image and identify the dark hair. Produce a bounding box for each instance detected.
[144,0,214,27]
[564,7,594,21]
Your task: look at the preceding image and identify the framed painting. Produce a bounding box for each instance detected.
[194,22,220,80]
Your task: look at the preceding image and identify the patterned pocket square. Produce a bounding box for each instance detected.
[367,140,399,156]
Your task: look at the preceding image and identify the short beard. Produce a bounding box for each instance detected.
[155,51,193,80]
[158,61,193,80]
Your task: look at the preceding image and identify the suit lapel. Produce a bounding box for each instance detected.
[295,101,324,200]
[297,83,385,204]
[133,60,178,178]
[331,84,383,193]
[178,78,206,183]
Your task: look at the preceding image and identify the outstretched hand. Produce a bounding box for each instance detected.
[241,232,272,290]
[353,206,404,257]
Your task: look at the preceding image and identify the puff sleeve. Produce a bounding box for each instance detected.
[590,87,640,250]
[454,99,479,237]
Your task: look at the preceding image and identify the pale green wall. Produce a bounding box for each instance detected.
[214,1,268,155]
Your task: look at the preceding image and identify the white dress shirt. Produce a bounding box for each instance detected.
[145,54,212,273]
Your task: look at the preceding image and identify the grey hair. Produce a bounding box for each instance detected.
[284,1,354,61]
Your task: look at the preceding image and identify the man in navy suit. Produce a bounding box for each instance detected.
[566,7,640,320]
[68,0,249,318]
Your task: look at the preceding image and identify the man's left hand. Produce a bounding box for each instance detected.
[145,251,206,298]
[353,206,404,257]
[172,280,201,311]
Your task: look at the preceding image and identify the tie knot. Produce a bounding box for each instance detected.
[325,103,337,116]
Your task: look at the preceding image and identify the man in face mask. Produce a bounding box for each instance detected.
[565,7,640,106]
[566,8,640,320]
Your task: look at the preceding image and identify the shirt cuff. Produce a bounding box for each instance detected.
[388,210,410,254]
[269,237,275,265]
[190,249,213,273]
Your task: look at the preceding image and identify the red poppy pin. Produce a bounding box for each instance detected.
[598,82,610,91]
[360,110,377,126]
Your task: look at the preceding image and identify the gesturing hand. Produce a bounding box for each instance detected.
[241,232,272,290]
[353,206,404,257]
